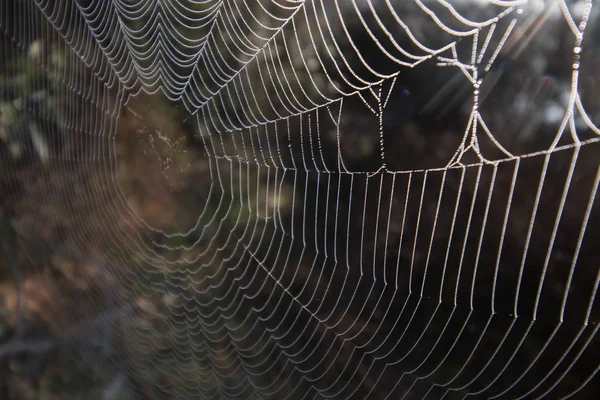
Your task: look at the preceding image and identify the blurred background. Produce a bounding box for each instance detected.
[1,0,600,399]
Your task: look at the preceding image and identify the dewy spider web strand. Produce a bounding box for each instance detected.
[0,0,588,394]
[1,0,600,399]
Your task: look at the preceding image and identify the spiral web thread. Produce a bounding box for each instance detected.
[1,0,600,399]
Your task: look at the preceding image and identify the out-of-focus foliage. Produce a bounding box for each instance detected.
[0,40,67,164]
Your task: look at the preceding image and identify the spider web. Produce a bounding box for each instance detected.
[1,0,600,399]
